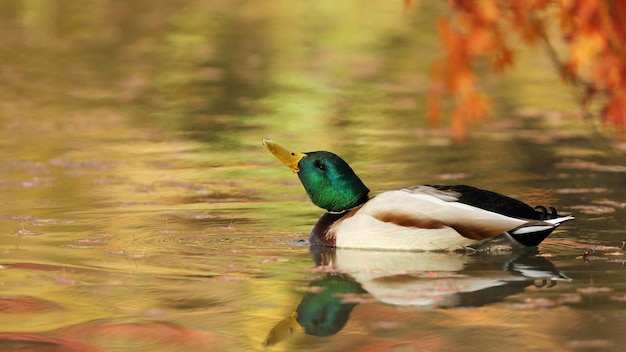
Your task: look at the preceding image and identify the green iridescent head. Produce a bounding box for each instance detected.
[263,138,370,213]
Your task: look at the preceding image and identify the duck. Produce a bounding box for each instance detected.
[262,138,574,251]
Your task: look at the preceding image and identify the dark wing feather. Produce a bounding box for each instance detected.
[426,185,541,220]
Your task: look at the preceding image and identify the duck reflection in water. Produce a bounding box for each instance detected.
[263,241,570,347]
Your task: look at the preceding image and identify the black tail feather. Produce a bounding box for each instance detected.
[534,205,560,220]
[509,225,559,247]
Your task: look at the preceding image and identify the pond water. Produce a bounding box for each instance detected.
[1,1,626,351]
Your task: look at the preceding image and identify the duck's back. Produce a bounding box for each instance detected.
[325,187,539,251]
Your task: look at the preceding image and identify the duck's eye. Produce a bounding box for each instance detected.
[314,160,326,171]
[291,152,296,156]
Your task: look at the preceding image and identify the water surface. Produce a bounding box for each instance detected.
[1,1,625,351]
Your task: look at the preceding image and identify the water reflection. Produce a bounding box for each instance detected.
[264,245,569,347]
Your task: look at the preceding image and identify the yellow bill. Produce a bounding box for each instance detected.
[262,138,307,172]
[262,311,301,347]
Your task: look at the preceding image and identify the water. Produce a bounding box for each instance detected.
[1,1,625,351]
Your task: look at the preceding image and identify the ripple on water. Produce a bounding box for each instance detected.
[0,320,225,352]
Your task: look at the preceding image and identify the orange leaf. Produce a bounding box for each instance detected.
[466,26,493,55]
[450,108,467,141]
[603,92,626,127]
[458,93,490,122]
[451,68,475,96]
[427,91,441,125]
[570,32,606,68]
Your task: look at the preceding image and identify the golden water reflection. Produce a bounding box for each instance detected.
[264,247,571,347]
[0,1,625,351]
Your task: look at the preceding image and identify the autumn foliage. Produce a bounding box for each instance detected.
[413,0,626,137]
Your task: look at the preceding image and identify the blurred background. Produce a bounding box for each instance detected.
[1,1,625,351]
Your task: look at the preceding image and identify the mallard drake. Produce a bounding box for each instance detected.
[262,138,574,251]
